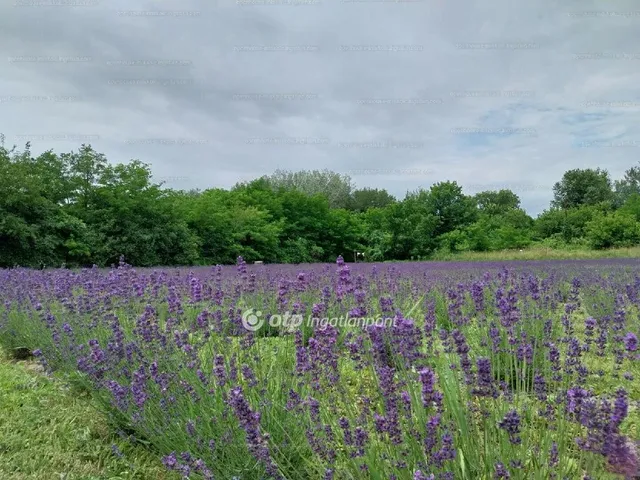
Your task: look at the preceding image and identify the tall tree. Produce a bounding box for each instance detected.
[360,207,394,261]
[389,189,439,258]
[618,193,640,221]
[427,181,478,237]
[86,160,199,266]
[62,144,108,213]
[474,189,521,216]
[264,169,354,209]
[614,163,640,206]
[552,168,613,209]
[177,188,281,264]
[0,143,90,267]
[349,187,396,212]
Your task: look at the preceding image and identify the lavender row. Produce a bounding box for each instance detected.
[0,256,638,479]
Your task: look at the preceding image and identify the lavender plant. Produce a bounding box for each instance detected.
[1,257,638,479]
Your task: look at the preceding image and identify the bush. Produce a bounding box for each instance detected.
[585,211,640,249]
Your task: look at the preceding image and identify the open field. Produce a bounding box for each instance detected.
[431,246,640,262]
[1,257,639,479]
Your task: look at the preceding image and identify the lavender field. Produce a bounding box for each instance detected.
[1,256,639,480]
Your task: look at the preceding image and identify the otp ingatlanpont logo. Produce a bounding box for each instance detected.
[241,308,264,331]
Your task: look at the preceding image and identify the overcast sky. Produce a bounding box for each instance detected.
[1,0,640,216]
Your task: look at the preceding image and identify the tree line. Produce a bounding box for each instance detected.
[2,140,640,268]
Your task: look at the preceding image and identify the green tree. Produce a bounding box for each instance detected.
[427,181,477,237]
[474,189,521,216]
[618,193,640,221]
[360,207,394,261]
[488,209,534,250]
[5,137,640,267]
[264,169,354,209]
[0,147,43,266]
[278,190,335,262]
[614,163,640,206]
[349,188,396,212]
[325,208,364,260]
[535,204,610,244]
[175,188,280,265]
[440,209,534,253]
[86,160,199,266]
[62,144,108,212]
[388,190,439,259]
[0,143,91,267]
[552,168,613,209]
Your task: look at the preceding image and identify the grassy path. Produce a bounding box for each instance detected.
[0,352,176,480]
[430,245,640,261]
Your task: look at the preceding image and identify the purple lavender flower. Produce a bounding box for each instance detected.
[474,358,497,398]
[424,413,440,457]
[584,317,596,340]
[228,386,282,479]
[213,354,227,386]
[548,343,562,381]
[611,388,628,430]
[338,417,353,445]
[549,441,558,468]
[433,432,455,467]
[308,324,340,387]
[294,330,311,374]
[131,364,148,408]
[624,332,638,352]
[111,444,124,458]
[533,372,547,401]
[498,410,522,445]
[419,368,437,407]
[452,329,473,383]
[241,364,258,387]
[353,426,368,457]
[566,386,590,419]
[494,462,510,479]
[414,471,435,480]
[162,452,178,470]
[489,323,502,353]
[471,280,486,312]
[390,314,423,365]
[375,366,402,445]
[306,397,320,424]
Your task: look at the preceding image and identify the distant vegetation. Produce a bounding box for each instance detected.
[3,137,640,268]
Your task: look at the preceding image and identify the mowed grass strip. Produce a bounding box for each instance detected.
[0,351,178,480]
[431,245,640,261]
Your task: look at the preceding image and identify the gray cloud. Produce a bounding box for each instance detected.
[2,0,640,214]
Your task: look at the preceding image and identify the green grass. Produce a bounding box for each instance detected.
[430,245,640,262]
[0,350,178,480]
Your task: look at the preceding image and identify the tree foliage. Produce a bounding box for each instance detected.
[474,190,521,216]
[263,169,354,209]
[349,187,396,212]
[1,141,640,267]
[614,163,640,206]
[552,168,613,209]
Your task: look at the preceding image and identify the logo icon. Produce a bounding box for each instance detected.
[242,308,264,331]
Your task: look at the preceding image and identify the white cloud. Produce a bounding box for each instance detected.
[1,0,640,215]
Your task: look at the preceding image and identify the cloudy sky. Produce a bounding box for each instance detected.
[1,0,640,215]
